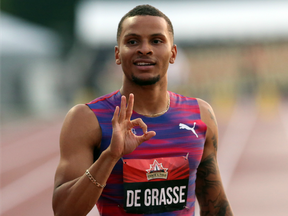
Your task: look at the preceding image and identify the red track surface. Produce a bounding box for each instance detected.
[1,101,287,216]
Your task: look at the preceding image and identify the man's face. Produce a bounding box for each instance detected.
[115,15,177,86]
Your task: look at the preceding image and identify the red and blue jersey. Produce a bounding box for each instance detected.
[86,90,207,216]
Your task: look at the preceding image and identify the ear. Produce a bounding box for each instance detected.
[115,46,121,65]
[169,44,177,64]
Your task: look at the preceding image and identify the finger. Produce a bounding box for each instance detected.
[126,93,134,120]
[119,95,126,122]
[143,131,156,141]
[137,131,156,144]
[130,118,147,133]
[111,106,120,124]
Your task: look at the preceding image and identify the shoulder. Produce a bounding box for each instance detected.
[61,104,101,148]
[196,98,218,135]
[68,103,95,117]
[196,98,216,120]
[87,90,121,107]
[65,104,98,127]
[196,98,214,116]
[169,91,199,106]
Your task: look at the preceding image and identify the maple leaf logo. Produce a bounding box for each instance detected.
[146,160,168,180]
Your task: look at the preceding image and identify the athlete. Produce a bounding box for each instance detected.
[53,4,233,216]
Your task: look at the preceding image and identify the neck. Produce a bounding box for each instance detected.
[120,84,169,117]
[136,91,170,117]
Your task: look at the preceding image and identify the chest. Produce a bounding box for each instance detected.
[99,108,206,171]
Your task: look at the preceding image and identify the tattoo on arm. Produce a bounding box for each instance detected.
[196,153,233,215]
[212,135,217,152]
[208,109,218,126]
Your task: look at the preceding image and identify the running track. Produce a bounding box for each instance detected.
[1,101,288,216]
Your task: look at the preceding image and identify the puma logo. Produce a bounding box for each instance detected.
[179,123,198,138]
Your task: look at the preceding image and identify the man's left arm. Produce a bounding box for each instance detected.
[196,99,233,216]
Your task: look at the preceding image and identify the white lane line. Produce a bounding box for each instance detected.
[1,122,62,174]
[279,101,288,143]
[217,102,257,189]
[0,156,59,214]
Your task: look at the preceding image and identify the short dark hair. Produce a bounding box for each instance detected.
[117,4,174,43]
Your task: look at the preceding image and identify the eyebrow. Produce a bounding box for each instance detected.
[124,33,140,38]
[124,33,167,39]
[151,33,167,38]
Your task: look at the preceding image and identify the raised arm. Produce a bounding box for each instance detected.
[52,94,156,216]
[196,99,233,216]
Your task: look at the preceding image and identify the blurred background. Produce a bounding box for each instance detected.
[1,0,288,215]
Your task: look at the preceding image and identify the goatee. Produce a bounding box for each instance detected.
[132,74,160,86]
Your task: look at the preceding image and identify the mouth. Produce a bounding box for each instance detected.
[134,62,156,66]
[133,59,156,67]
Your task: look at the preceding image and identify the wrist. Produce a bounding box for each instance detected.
[102,148,122,163]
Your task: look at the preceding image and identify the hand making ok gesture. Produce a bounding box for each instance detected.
[107,93,156,159]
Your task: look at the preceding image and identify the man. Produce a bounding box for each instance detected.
[53,4,233,216]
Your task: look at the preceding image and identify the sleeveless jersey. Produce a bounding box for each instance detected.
[86,90,207,216]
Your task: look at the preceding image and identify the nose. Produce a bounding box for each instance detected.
[137,41,153,55]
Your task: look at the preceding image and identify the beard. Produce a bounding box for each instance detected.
[132,74,160,86]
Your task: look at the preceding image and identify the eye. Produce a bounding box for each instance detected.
[153,39,163,44]
[127,40,138,45]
